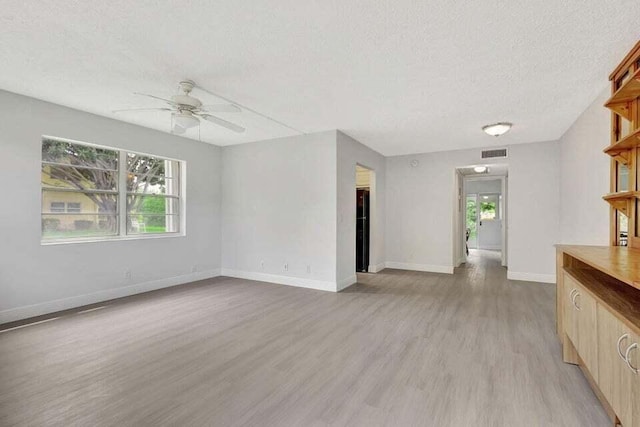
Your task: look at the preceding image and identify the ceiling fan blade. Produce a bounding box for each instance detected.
[198,114,245,133]
[200,104,241,113]
[112,107,172,113]
[133,92,177,106]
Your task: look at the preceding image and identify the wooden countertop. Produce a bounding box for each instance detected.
[556,245,640,292]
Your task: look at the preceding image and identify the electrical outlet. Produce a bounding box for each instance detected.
[261,260,264,270]
[307,265,311,274]
[284,263,288,271]
[191,264,198,273]
[124,270,131,280]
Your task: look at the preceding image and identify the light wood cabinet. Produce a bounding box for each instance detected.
[576,282,599,382]
[563,273,599,380]
[564,273,579,346]
[597,305,635,426]
[557,246,640,426]
[630,330,640,427]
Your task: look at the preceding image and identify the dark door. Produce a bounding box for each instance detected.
[356,188,370,272]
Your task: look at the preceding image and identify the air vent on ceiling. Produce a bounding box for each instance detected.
[481,148,507,159]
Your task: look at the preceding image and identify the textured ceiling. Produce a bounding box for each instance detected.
[1,1,639,155]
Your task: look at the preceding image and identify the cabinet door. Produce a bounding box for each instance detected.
[597,306,633,426]
[629,330,640,427]
[575,283,598,382]
[563,273,579,346]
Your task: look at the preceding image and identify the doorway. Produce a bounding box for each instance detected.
[456,164,508,267]
[475,192,502,251]
[356,165,372,272]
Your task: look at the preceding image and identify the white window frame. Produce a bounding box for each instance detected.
[41,135,186,245]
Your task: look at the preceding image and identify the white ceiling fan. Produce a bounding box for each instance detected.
[113,80,245,134]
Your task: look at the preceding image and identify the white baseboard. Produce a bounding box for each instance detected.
[507,271,556,284]
[384,262,454,274]
[0,269,222,325]
[368,262,386,273]
[337,275,358,291]
[221,269,337,292]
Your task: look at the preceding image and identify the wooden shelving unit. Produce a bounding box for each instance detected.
[555,40,640,427]
[602,191,639,215]
[605,67,640,120]
[603,127,640,160]
[605,41,640,248]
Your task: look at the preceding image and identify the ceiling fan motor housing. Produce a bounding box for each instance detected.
[171,94,202,109]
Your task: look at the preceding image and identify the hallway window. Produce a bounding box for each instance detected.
[479,194,500,220]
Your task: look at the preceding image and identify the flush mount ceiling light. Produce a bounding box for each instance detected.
[474,166,487,173]
[482,122,512,137]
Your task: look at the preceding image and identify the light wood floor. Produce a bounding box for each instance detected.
[0,250,609,426]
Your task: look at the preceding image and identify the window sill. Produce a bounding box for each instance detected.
[41,232,186,246]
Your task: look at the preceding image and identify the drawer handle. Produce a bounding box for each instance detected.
[571,291,581,311]
[625,343,639,374]
[617,334,629,361]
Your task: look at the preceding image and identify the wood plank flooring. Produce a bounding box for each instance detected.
[0,250,609,426]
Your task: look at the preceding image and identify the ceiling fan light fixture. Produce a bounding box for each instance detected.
[482,122,512,137]
[173,112,199,130]
[172,124,186,135]
[474,166,488,173]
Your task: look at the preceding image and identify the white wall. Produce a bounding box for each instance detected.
[507,141,560,282]
[221,131,338,291]
[336,131,386,288]
[0,90,222,323]
[559,88,610,245]
[385,141,560,282]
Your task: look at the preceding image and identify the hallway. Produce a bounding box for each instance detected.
[464,248,502,267]
[0,261,608,426]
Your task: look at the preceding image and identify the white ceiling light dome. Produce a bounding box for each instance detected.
[482,122,512,137]
[173,111,199,131]
[474,165,488,173]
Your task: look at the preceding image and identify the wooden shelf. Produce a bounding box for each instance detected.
[556,245,640,293]
[564,266,640,335]
[602,191,639,215]
[603,127,640,162]
[605,67,640,120]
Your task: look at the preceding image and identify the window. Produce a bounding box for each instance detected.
[479,194,501,220]
[126,153,181,235]
[41,136,183,242]
[50,202,65,213]
[66,202,82,213]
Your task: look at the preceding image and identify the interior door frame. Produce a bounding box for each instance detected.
[466,193,479,250]
[355,163,377,273]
